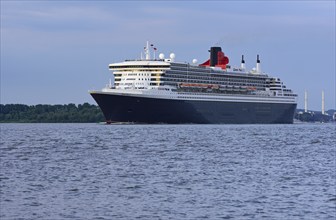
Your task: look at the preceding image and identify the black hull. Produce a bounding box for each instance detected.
[90,93,297,124]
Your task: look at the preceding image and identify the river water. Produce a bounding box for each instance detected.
[0,123,335,219]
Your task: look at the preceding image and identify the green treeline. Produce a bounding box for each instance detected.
[0,103,105,123]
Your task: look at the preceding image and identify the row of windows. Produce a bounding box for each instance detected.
[171,63,189,67]
[113,83,294,99]
[170,67,202,72]
[175,92,273,99]
[171,66,267,76]
[163,79,265,88]
[124,78,150,81]
[164,73,266,84]
[114,73,162,78]
[110,65,169,69]
[125,73,151,76]
[167,69,267,80]
[163,77,266,87]
[113,69,164,72]
[114,68,268,82]
[116,79,285,92]
[170,67,224,75]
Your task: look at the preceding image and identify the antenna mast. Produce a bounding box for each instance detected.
[145,41,150,60]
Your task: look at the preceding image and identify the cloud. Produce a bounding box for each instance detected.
[1,3,119,31]
[1,1,334,108]
[2,1,333,48]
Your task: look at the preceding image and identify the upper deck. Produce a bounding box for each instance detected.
[105,42,296,99]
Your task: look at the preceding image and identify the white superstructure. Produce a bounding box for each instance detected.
[98,42,297,105]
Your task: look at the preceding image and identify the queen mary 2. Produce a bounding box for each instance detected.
[89,42,297,124]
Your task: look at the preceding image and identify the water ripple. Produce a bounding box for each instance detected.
[0,123,335,219]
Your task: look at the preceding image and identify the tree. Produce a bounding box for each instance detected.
[0,104,105,123]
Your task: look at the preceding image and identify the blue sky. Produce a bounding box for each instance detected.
[1,1,335,111]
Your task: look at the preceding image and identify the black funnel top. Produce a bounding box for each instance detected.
[241,55,245,64]
[210,47,222,66]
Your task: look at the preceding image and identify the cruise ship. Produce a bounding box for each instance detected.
[89,42,297,124]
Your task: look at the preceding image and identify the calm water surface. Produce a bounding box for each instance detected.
[0,123,335,219]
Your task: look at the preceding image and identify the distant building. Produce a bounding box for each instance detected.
[295,109,335,123]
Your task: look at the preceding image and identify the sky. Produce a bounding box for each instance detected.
[1,0,335,111]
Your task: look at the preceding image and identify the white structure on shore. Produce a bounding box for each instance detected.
[322,90,325,115]
[304,90,308,113]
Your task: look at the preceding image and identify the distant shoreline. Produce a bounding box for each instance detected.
[295,108,335,123]
[1,104,335,123]
[0,103,104,123]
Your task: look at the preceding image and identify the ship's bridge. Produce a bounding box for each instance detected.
[109,60,170,90]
